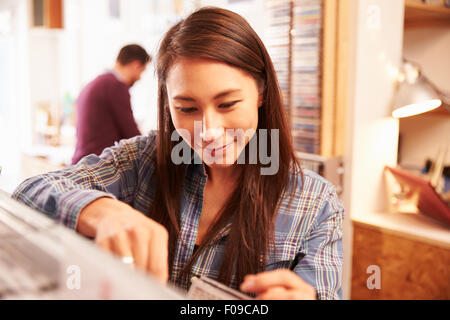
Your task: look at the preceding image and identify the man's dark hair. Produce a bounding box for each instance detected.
[116,44,151,66]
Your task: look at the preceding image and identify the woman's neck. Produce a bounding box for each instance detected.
[205,165,241,188]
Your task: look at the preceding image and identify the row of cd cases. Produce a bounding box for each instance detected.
[266,0,322,155]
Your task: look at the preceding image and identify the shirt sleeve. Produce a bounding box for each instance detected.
[11,135,150,231]
[293,185,344,300]
[108,83,141,139]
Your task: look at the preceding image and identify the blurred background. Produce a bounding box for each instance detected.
[0,0,271,188]
[0,0,449,299]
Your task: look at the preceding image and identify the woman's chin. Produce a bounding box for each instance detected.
[204,161,236,169]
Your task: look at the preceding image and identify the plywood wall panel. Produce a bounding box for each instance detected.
[351,223,450,299]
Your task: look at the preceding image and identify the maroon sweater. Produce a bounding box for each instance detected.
[72,72,141,164]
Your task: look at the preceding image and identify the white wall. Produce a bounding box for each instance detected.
[0,0,31,193]
[342,0,405,298]
[403,26,450,94]
[399,114,450,169]
[28,29,63,130]
[345,0,403,220]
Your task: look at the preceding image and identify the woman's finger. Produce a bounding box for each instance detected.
[240,269,307,293]
[147,226,169,283]
[127,226,150,271]
[110,230,134,263]
[95,237,111,251]
[256,286,289,300]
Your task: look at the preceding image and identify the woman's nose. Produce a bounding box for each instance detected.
[200,126,224,142]
[200,110,224,142]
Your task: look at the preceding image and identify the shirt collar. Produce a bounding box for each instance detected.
[110,69,127,85]
[184,143,208,178]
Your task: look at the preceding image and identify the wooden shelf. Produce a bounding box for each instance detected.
[352,211,450,249]
[405,1,450,27]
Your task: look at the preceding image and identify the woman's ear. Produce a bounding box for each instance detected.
[258,94,264,108]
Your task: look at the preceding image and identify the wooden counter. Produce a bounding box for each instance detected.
[351,212,450,299]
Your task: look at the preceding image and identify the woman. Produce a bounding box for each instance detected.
[12,7,343,300]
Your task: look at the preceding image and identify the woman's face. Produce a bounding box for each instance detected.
[166,57,261,168]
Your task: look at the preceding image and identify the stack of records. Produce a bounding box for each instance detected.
[266,0,292,114]
[291,0,322,154]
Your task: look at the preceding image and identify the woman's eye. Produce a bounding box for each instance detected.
[219,100,240,109]
[178,107,197,114]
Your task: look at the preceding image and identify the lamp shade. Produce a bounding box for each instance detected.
[392,63,442,118]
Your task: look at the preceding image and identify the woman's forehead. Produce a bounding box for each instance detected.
[166,57,258,99]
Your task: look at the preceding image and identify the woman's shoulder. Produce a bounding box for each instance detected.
[288,167,338,198]
[269,168,344,263]
[110,130,158,160]
[281,167,344,222]
[135,130,158,157]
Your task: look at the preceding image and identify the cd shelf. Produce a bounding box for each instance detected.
[267,0,323,155]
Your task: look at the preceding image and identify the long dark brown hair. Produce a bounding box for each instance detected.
[149,7,302,289]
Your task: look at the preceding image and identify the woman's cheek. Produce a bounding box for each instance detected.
[230,104,257,130]
[238,114,258,135]
[178,126,195,147]
[244,102,259,130]
[171,116,194,146]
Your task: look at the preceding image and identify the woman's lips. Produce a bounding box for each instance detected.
[194,141,233,157]
[210,141,233,156]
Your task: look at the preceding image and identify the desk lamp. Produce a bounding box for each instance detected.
[392,61,448,118]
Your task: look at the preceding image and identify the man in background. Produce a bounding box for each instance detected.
[72,44,151,164]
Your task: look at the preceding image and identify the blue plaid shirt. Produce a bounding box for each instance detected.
[12,131,344,299]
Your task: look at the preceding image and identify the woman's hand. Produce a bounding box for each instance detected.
[240,269,316,300]
[76,197,169,283]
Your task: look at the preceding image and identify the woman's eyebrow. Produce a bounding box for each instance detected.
[212,89,242,100]
[173,89,242,102]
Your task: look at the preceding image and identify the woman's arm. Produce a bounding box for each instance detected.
[240,185,344,300]
[11,134,153,230]
[294,186,344,299]
[76,196,169,282]
[12,134,169,282]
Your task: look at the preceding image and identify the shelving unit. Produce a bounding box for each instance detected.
[403,1,450,116]
[266,0,345,158]
[400,0,450,167]
[404,0,450,27]
[350,0,450,300]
